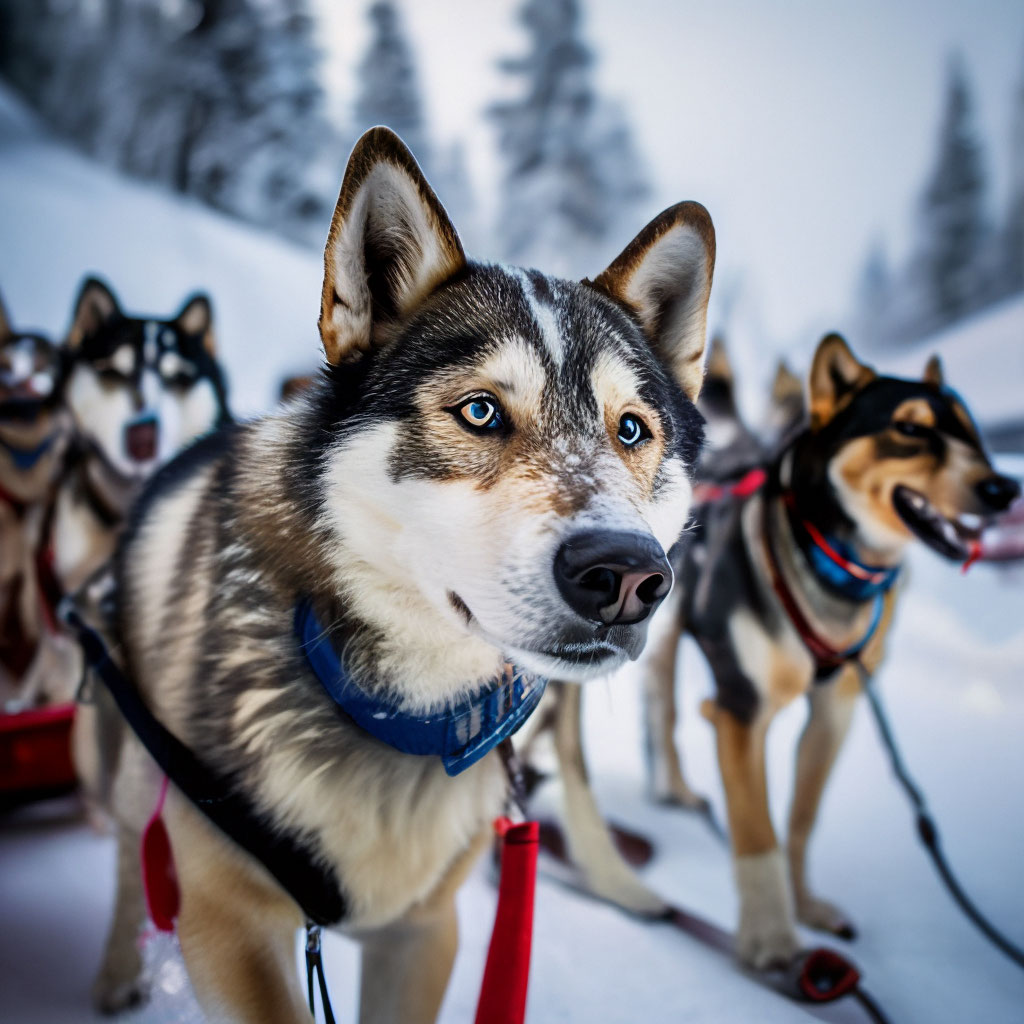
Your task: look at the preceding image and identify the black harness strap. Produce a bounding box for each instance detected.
[64,605,347,927]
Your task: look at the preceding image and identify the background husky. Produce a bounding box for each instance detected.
[80,126,714,1022]
[52,277,230,595]
[644,334,1020,968]
[0,290,73,705]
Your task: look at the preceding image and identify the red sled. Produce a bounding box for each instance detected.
[0,702,77,805]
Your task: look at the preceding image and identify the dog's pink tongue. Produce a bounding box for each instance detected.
[126,420,158,462]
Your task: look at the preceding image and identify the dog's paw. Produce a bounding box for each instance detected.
[796,893,857,940]
[649,779,709,812]
[734,849,801,970]
[736,917,802,970]
[582,863,668,918]
[92,968,148,1015]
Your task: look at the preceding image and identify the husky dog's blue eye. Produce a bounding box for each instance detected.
[617,413,649,447]
[456,396,504,431]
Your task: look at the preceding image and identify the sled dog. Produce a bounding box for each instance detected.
[81,126,715,1022]
[0,291,73,703]
[52,277,230,595]
[553,334,1018,968]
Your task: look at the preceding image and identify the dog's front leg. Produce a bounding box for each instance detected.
[358,827,489,1024]
[171,805,309,1024]
[711,703,800,969]
[641,594,705,809]
[787,668,860,938]
[92,824,148,1013]
[554,680,667,916]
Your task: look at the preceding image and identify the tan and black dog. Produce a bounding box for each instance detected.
[78,127,716,1021]
[0,290,74,705]
[645,334,1019,967]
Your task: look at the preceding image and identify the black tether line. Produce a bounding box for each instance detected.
[305,924,337,1023]
[856,658,1024,971]
[62,603,347,928]
[853,986,893,1024]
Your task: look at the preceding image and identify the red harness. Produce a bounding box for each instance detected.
[692,467,888,675]
[692,466,767,504]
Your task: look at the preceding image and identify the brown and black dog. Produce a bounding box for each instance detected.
[646,334,1019,966]
[0,290,74,706]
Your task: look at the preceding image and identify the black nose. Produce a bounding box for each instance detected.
[975,474,1021,512]
[554,530,671,626]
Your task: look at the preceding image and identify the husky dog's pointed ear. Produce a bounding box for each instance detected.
[706,335,733,384]
[67,277,121,349]
[772,360,802,404]
[589,202,715,402]
[175,293,217,356]
[923,353,944,388]
[319,127,466,365]
[0,289,10,342]
[808,333,875,430]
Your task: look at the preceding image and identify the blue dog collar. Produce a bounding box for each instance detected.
[0,431,55,470]
[294,599,548,776]
[783,494,901,602]
[799,529,900,602]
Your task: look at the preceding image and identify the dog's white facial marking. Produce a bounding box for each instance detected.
[159,351,186,379]
[67,366,139,477]
[171,377,218,448]
[5,340,34,381]
[510,267,564,367]
[110,345,135,376]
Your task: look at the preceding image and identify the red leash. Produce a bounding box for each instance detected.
[692,466,766,505]
[475,817,540,1024]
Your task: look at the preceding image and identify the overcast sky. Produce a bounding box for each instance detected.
[317,0,1024,378]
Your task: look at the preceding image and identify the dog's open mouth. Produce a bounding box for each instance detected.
[124,415,159,463]
[892,485,981,561]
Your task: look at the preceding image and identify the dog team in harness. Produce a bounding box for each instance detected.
[2,124,1022,1024]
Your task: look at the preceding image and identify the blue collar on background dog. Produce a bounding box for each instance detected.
[0,431,55,470]
[294,598,548,776]
[783,493,901,602]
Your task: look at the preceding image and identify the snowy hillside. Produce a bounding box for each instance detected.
[2,88,1024,1024]
[0,87,325,416]
[883,294,1024,436]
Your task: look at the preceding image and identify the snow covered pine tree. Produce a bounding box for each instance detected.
[489,0,649,278]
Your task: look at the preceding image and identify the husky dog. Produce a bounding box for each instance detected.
[0,291,73,704]
[81,127,714,1021]
[52,278,230,594]
[641,335,1020,967]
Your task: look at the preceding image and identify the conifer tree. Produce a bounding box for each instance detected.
[1002,41,1024,294]
[489,0,649,277]
[353,1,430,170]
[917,57,989,325]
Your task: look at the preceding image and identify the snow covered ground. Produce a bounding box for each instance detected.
[2,88,1024,1023]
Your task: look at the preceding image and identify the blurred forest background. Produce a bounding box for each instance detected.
[0,0,1022,394]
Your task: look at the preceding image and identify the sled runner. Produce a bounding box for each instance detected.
[534,819,890,1024]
